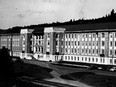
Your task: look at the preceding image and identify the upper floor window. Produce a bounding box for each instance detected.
[110,41,112,46]
[102,41,105,46]
[110,50,112,55]
[102,33,105,37]
[115,41,116,47]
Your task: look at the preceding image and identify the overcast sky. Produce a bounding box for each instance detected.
[0,0,116,29]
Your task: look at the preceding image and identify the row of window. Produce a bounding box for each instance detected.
[65,32,116,39]
[65,33,99,39]
[35,40,44,45]
[65,40,99,46]
[64,56,109,64]
[65,48,99,55]
[34,35,43,39]
[34,47,43,53]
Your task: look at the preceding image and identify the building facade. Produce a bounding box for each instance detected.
[0,22,116,66]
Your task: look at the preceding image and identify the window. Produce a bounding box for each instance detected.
[68,56,70,60]
[65,56,67,60]
[78,41,80,46]
[75,49,77,53]
[102,41,105,46]
[93,49,94,54]
[110,59,112,64]
[48,42,50,45]
[74,57,76,60]
[89,58,90,62]
[82,57,83,61]
[69,34,70,38]
[102,33,105,37]
[65,48,67,53]
[75,41,76,45]
[72,34,73,38]
[89,49,91,54]
[92,58,94,62]
[100,59,102,63]
[115,41,116,46]
[110,41,112,46]
[66,41,67,45]
[71,56,73,60]
[86,49,87,54]
[69,41,70,45]
[110,50,112,55]
[71,49,73,53]
[89,42,91,46]
[96,41,98,46]
[115,50,116,55]
[78,57,79,60]
[96,49,98,54]
[102,49,104,54]
[82,49,84,53]
[114,59,116,64]
[96,58,98,62]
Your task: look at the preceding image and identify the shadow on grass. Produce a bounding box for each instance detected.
[19,63,53,80]
[60,71,116,87]
[60,72,95,80]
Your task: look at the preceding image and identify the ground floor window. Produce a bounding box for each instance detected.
[114,59,116,64]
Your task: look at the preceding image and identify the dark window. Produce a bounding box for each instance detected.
[110,59,112,64]
[92,58,94,62]
[69,34,70,38]
[78,57,79,60]
[89,58,90,62]
[103,59,105,63]
[100,59,102,63]
[46,52,49,54]
[114,59,116,64]
[75,49,77,53]
[48,41,50,45]
[102,49,104,54]
[72,34,73,38]
[65,56,67,60]
[71,56,73,60]
[115,50,116,55]
[74,57,76,60]
[93,49,94,54]
[96,49,98,54]
[89,49,91,54]
[69,41,70,45]
[78,41,80,45]
[75,41,76,45]
[110,41,112,46]
[110,50,112,55]
[96,58,98,62]
[115,41,116,46]
[82,49,84,53]
[102,41,105,46]
[102,33,105,37]
[68,56,70,60]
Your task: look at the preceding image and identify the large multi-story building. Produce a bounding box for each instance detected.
[1,22,116,67]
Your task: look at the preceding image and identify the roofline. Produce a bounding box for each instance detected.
[65,28,116,33]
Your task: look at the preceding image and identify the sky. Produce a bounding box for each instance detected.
[0,0,116,29]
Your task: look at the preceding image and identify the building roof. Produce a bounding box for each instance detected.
[32,27,44,35]
[60,22,116,32]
